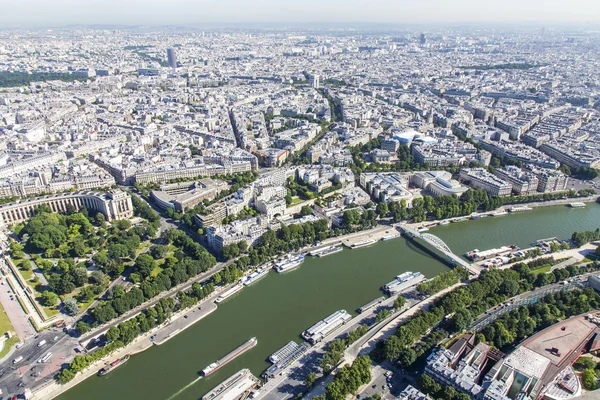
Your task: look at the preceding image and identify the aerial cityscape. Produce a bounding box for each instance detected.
[1,3,600,400]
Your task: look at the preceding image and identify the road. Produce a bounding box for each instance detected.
[256,292,420,400]
[0,327,78,397]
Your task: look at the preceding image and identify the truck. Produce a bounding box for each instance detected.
[37,340,47,347]
[13,356,23,364]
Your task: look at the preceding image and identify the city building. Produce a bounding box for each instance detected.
[459,168,512,197]
[0,190,133,226]
[167,48,177,68]
[411,171,469,197]
[150,179,228,211]
[360,172,413,204]
[493,166,540,196]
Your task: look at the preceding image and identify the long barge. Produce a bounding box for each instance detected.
[215,283,244,303]
[274,254,305,273]
[465,245,518,261]
[346,239,377,249]
[382,271,425,294]
[302,310,351,344]
[358,296,385,313]
[241,268,269,286]
[98,355,130,376]
[317,247,343,257]
[201,337,258,377]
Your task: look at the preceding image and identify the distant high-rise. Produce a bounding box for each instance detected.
[309,74,320,89]
[167,48,177,69]
[419,33,426,45]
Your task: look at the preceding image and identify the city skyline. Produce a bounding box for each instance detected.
[2,0,600,27]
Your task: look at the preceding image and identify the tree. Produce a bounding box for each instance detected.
[63,297,79,316]
[40,291,58,306]
[75,321,91,335]
[575,356,597,371]
[383,335,403,361]
[300,205,313,217]
[393,296,406,311]
[376,309,392,323]
[20,259,31,271]
[58,368,75,383]
[376,202,388,218]
[149,245,168,259]
[581,368,597,390]
[113,219,132,231]
[107,243,129,259]
[304,371,317,387]
[9,242,25,259]
[135,254,156,278]
[106,326,120,342]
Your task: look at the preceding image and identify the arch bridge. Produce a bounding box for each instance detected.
[400,225,481,276]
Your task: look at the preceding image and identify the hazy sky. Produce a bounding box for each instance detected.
[1,0,600,27]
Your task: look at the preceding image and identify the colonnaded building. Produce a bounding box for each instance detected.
[0,190,133,227]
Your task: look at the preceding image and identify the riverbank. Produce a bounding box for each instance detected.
[410,195,599,230]
[32,287,225,400]
[49,201,600,400]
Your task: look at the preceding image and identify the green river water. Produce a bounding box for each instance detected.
[59,202,600,400]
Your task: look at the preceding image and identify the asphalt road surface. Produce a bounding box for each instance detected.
[0,328,78,397]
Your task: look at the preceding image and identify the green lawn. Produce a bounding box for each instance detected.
[0,301,19,359]
[19,269,34,282]
[150,266,163,278]
[531,265,552,274]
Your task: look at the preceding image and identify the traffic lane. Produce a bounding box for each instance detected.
[0,330,74,394]
[0,277,34,340]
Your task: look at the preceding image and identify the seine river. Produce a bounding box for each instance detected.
[59,202,600,400]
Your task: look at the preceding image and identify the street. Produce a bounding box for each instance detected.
[0,328,78,396]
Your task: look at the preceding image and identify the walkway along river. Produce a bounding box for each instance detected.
[58,202,600,400]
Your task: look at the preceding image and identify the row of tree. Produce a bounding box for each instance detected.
[416,268,469,296]
[481,289,600,348]
[321,356,372,400]
[571,228,600,247]
[378,260,600,369]
[319,325,369,375]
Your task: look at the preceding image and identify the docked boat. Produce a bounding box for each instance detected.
[452,217,468,223]
[201,338,258,377]
[465,245,518,261]
[309,246,331,256]
[302,310,351,344]
[317,247,343,257]
[569,202,586,208]
[439,220,450,225]
[348,239,377,249]
[381,233,401,241]
[509,206,532,212]
[241,268,269,286]
[98,355,130,376]
[274,254,305,273]
[491,210,508,216]
[417,227,429,232]
[215,283,244,303]
[382,271,425,294]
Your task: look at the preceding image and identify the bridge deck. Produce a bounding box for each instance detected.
[400,225,480,275]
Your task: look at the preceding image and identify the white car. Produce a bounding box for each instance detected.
[15,342,23,349]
